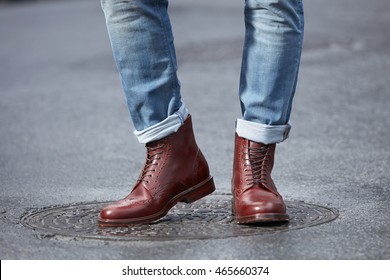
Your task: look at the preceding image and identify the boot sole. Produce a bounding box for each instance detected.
[234,213,289,224]
[232,199,289,224]
[98,176,215,227]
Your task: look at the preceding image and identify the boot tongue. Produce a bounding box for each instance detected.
[245,141,270,189]
[128,142,163,198]
[132,142,166,192]
[248,141,268,170]
[146,135,169,148]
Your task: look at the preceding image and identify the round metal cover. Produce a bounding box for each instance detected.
[21,194,338,241]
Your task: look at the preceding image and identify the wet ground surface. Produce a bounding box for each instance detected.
[1,0,390,259]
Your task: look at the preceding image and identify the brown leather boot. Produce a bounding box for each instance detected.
[99,116,215,226]
[232,133,289,224]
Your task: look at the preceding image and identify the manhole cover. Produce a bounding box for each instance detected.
[21,194,338,241]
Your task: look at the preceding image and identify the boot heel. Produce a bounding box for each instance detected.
[181,177,215,203]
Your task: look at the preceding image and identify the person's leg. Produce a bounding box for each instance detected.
[232,0,304,223]
[101,0,187,143]
[99,0,214,226]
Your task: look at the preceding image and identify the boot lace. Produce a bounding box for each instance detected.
[244,145,270,186]
[138,144,165,184]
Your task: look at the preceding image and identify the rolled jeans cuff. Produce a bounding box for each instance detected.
[134,103,189,144]
[236,119,291,145]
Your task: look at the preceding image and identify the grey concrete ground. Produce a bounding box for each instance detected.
[1,0,390,259]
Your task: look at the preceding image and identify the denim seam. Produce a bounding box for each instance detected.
[286,2,304,120]
[155,0,180,111]
[175,112,184,124]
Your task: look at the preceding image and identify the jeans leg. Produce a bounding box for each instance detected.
[101,0,188,143]
[237,0,304,144]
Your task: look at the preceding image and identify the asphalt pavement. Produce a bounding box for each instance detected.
[1,0,390,259]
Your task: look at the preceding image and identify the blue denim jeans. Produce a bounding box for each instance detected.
[101,0,304,144]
